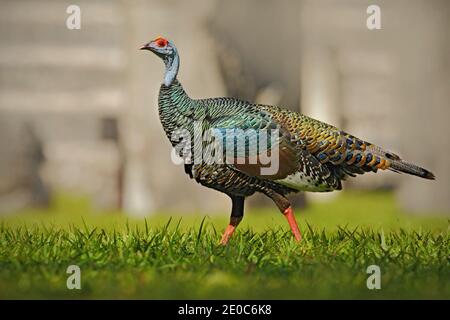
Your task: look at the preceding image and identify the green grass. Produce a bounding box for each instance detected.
[0,191,449,299]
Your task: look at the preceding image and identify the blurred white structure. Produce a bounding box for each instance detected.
[297,0,450,212]
[0,0,448,214]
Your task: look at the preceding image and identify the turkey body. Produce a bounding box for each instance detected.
[158,80,433,200]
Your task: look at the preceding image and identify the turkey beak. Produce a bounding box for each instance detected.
[140,42,153,51]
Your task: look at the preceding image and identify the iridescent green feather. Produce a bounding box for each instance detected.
[158,80,434,198]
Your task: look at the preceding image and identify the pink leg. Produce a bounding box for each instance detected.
[283,207,302,242]
[219,217,242,245]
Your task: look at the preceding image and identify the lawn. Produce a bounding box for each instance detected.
[0,191,449,299]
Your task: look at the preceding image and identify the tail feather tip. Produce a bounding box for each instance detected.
[421,168,435,180]
[389,160,435,180]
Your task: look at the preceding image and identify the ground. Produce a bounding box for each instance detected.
[0,191,448,299]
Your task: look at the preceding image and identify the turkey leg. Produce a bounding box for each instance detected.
[220,195,244,245]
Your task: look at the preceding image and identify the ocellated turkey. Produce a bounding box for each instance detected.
[140,36,435,245]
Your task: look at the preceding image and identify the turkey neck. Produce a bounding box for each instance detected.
[158,79,199,142]
[162,51,179,87]
[158,46,199,141]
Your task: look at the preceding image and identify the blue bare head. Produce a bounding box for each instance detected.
[140,36,179,87]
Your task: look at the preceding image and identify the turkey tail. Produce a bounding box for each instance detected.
[365,145,435,180]
[388,159,435,180]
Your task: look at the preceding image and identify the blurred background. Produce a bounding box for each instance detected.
[0,0,449,217]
